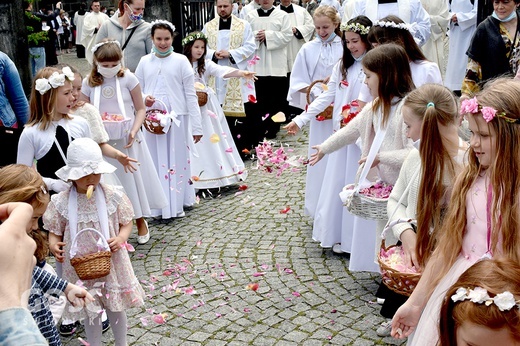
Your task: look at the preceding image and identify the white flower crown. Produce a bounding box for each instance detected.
[35,66,75,95]
[151,19,176,32]
[451,287,519,312]
[339,22,370,35]
[91,40,121,54]
[182,32,207,46]
[373,20,410,31]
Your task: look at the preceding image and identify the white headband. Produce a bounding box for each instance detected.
[452,287,520,312]
[373,20,410,31]
[91,40,121,54]
[151,19,176,32]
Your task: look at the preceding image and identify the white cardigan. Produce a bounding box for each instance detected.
[319,99,413,185]
[387,143,468,242]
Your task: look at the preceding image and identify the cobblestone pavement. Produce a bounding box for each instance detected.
[59,52,404,346]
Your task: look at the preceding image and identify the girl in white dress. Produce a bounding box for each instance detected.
[309,44,414,272]
[135,21,203,218]
[284,5,344,218]
[181,31,255,189]
[80,40,167,245]
[286,16,374,254]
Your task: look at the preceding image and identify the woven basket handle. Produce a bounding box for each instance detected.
[148,98,169,113]
[306,79,325,105]
[70,227,110,258]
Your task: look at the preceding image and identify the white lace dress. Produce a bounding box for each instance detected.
[43,184,145,320]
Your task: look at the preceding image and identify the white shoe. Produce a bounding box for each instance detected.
[376,320,392,337]
[332,243,344,254]
[376,297,386,305]
[137,220,150,244]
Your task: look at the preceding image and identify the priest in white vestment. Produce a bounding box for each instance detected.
[246,0,293,139]
[81,0,109,65]
[351,0,431,46]
[444,0,477,92]
[420,0,450,78]
[203,0,259,151]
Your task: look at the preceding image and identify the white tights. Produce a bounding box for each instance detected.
[84,310,128,346]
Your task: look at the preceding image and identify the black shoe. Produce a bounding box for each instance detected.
[59,321,79,336]
[102,317,110,333]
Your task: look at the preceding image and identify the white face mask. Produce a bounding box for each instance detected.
[97,64,121,78]
[412,138,420,150]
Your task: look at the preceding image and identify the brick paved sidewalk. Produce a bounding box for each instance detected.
[58,52,404,346]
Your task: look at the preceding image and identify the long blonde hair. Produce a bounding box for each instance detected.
[433,78,520,285]
[403,84,461,267]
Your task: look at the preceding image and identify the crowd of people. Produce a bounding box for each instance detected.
[2,0,520,344]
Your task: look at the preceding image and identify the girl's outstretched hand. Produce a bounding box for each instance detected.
[115,151,138,173]
[391,302,423,339]
[400,228,419,270]
[241,71,257,81]
[283,121,300,136]
[309,145,324,166]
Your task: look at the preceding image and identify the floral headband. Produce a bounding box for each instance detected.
[91,40,121,54]
[373,20,410,31]
[452,287,519,312]
[151,19,176,32]
[340,22,370,35]
[182,32,207,46]
[35,67,75,95]
[460,97,520,124]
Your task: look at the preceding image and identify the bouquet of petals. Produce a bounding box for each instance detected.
[379,245,418,274]
[359,181,393,199]
[341,100,360,128]
[255,140,306,177]
[101,112,125,121]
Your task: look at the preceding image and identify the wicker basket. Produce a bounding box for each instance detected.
[70,228,112,280]
[378,219,421,296]
[343,183,390,220]
[144,99,169,135]
[307,80,333,120]
[197,90,208,107]
[103,118,132,141]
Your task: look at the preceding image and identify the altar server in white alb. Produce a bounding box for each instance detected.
[287,16,374,252]
[277,0,315,72]
[350,0,431,47]
[444,0,478,92]
[202,0,258,151]
[246,0,293,139]
[284,6,343,218]
[135,21,203,220]
[419,0,450,78]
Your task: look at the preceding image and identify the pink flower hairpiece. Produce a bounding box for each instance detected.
[460,97,520,124]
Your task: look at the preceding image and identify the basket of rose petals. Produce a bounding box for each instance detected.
[144,99,169,135]
[343,181,393,220]
[340,100,360,128]
[101,113,132,140]
[378,219,421,296]
[307,80,332,120]
[195,82,208,107]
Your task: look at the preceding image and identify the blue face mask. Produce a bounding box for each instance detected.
[126,4,143,22]
[319,32,336,43]
[492,10,517,22]
[412,138,420,149]
[152,46,173,57]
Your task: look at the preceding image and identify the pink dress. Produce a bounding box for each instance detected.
[407,174,492,345]
[44,184,145,320]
